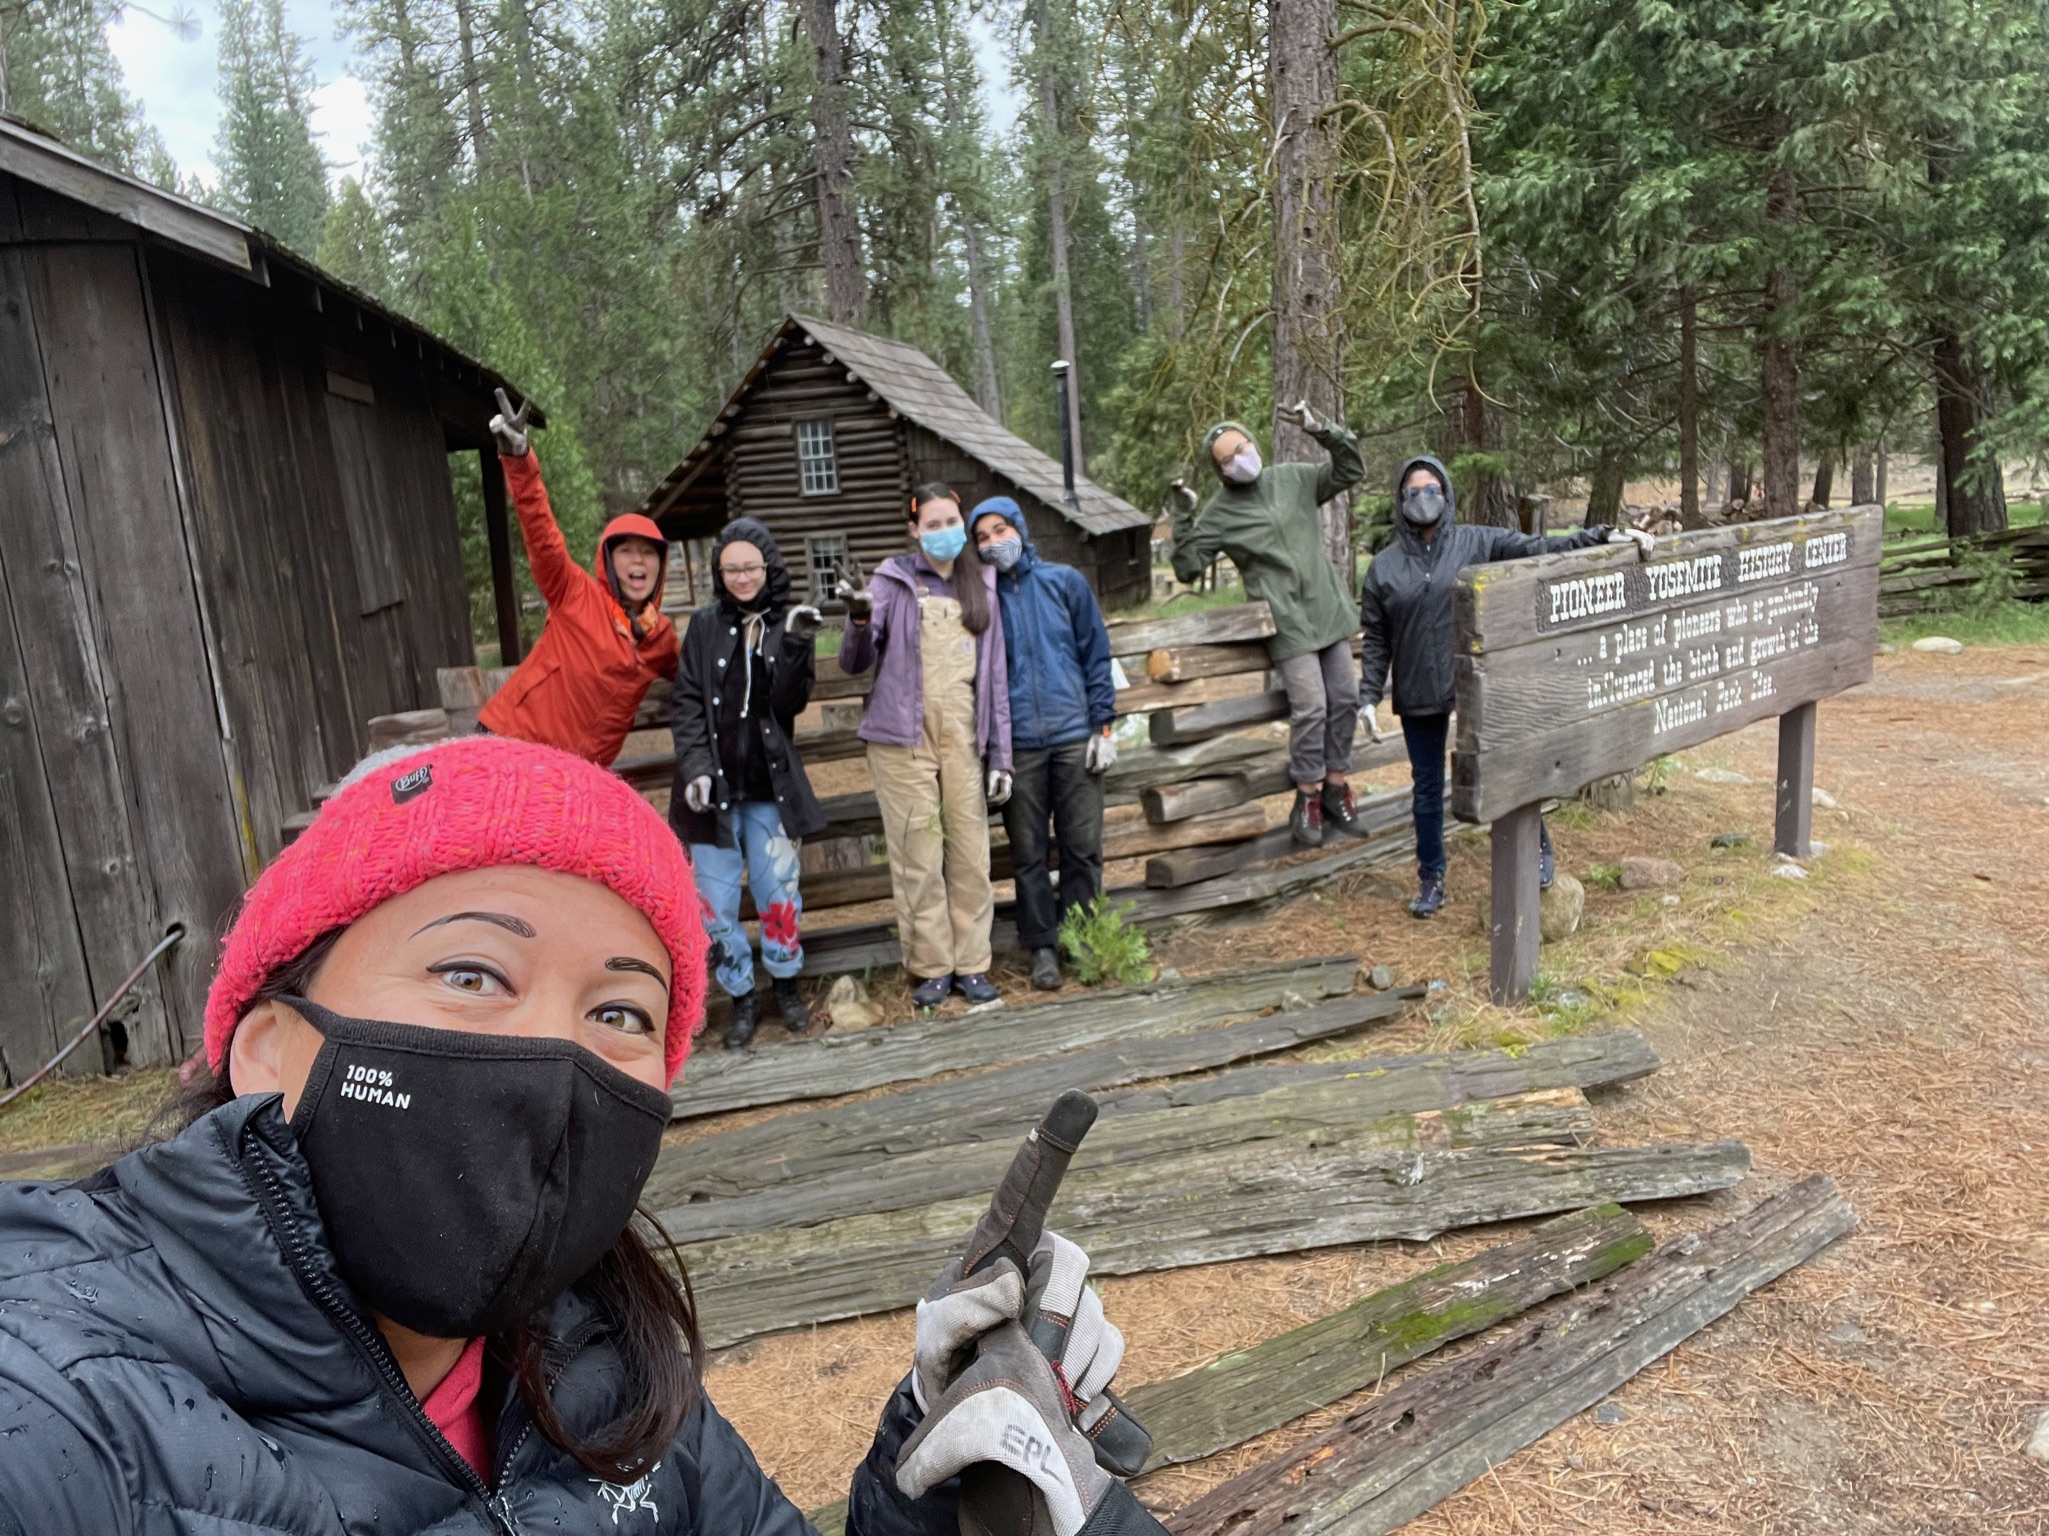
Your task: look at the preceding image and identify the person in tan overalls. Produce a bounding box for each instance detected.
[838,484,1014,1011]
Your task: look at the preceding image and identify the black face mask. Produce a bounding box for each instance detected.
[283,997,673,1339]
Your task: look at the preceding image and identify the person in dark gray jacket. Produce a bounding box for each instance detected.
[1358,455,1652,917]
[0,736,1165,1536]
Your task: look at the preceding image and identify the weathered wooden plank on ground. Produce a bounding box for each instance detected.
[667,954,1361,1120]
[656,1025,1656,1208]
[1150,690,1290,747]
[679,1139,1746,1347]
[1126,1204,1652,1474]
[659,1083,1593,1245]
[1105,602,1276,656]
[1166,1174,1855,1536]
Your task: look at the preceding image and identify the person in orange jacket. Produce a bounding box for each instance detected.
[477,390,680,763]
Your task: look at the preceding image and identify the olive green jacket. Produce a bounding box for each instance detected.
[1167,421,1366,661]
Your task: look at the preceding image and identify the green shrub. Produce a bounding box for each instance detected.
[1057,895,1155,987]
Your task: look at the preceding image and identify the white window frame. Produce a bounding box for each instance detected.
[795,417,840,495]
[805,533,849,602]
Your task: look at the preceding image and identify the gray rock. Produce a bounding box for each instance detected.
[1694,766,1752,785]
[1619,855,1685,890]
[1811,786,1838,809]
[1912,635,1965,654]
[1595,1401,1627,1426]
[2028,1411,2049,1464]
[824,974,885,1031]
[1770,862,1809,881]
[1365,962,1396,991]
[1473,872,1584,944]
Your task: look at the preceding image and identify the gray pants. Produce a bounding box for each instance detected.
[1276,639,1360,786]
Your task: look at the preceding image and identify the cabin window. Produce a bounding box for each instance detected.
[805,534,849,601]
[795,417,839,495]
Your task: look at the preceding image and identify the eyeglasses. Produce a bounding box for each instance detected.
[720,562,766,578]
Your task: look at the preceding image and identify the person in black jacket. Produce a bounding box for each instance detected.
[671,519,827,1049]
[1359,455,1653,917]
[0,736,1168,1536]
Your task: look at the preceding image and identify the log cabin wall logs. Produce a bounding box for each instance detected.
[0,157,504,1073]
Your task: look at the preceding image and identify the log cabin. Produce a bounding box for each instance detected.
[636,314,1153,609]
[0,113,530,1077]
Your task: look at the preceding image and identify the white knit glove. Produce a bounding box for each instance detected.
[1609,527,1655,556]
[787,604,823,638]
[1359,702,1386,742]
[683,776,713,814]
[1084,734,1117,774]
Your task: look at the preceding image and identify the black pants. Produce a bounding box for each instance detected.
[1402,709,1549,882]
[1003,740,1105,951]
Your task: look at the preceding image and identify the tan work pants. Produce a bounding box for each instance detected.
[868,595,994,979]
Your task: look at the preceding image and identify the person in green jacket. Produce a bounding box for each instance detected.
[1169,402,1366,846]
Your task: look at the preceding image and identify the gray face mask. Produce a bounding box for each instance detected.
[981,537,1024,573]
[1400,484,1447,527]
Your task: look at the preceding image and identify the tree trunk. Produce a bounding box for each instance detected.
[1586,452,1625,525]
[1850,446,1874,505]
[1809,455,1832,508]
[1459,371,1517,529]
[1268,0,1350,573]
[1167,216,1187,343]
[1876,443,1887,507]
[962,222,1002,419]
[1679,289,1702,526]
[1759,165,1800,519]
[1729,460,1752,506]
[1703,460,1722,512]
[454,0,488,171]
[1932,328,2008,537]
[1036,0,1084,472]
[805,0,866,324]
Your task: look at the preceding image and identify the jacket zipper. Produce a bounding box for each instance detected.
[236,1123,524,1534]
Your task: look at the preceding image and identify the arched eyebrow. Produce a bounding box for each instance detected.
[413,911,537,939]
[607,957,671,992]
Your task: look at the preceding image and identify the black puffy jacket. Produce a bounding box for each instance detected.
[669,518,826,847]
[0,1094,927,1535]
[1358,455,1614,717]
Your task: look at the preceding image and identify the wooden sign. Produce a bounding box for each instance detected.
[1452,506,1881,824]
[1451,506,1882,1002]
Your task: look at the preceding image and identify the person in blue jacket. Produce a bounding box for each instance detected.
[970,496,1118,991]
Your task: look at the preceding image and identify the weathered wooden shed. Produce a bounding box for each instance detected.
[637,314,1154,609]
[0,114,529,1079]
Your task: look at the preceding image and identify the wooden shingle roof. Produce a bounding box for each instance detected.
[638,314,1152,537]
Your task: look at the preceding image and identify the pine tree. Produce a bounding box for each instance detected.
[317,176,394,298]
[1,0,154,172]
[214,0,330,253]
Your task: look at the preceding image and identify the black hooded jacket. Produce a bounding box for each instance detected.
[1359,455,1614,717]
[0,1092,914,1534]
[670,520,826,846]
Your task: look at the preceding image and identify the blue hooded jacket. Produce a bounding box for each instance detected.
[969,498,1116,751]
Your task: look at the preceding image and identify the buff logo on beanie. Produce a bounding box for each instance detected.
[391,764,434,804]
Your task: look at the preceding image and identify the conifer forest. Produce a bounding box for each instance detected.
[7,0,2049,619]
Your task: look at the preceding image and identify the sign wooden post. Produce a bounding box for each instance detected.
[1452,507,1883,1003]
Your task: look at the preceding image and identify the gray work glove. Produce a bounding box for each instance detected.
[1168,478,1198,515]
[834,554,873,623]
[896,1321,1118,1535]
[683,776,713,814]
[1282,398,1322,434]
[787,604,824,639]
[489,386,530,458]
[912,1256,1028,1413]
[1609,526,1656,556]
[986,769,1013,807]
[1359,702,1386,743]
[1084,733,1117,775]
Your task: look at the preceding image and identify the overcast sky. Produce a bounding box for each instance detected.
[105,2,1018,195]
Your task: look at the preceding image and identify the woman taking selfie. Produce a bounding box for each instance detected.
[838,484,1014,1012]
[0,736,1159,1534]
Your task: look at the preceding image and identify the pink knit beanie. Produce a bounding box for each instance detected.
[205,735,707,1084]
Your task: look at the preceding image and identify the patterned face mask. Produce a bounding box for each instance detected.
[981,538,1023,572]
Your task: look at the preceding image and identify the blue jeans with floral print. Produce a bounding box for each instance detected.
[691,802,804,998]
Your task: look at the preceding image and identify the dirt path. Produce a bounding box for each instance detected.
[708,644,2049,1530]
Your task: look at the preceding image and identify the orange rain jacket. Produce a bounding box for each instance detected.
[477,451,680,764]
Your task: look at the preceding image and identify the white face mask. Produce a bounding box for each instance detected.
[1220,446,1262,485]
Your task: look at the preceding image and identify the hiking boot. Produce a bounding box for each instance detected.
[911,974,953,1010]
[1289,789,1326,848]
[722,989,760,1049]
[1321,781,1361,836]
[954,972,1002,1009]
[1539,836,1555,890]
[1409,875,1446,919]
[1029,947,1062,991]
[772,976,812,1034]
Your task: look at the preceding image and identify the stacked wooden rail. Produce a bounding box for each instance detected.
[1878,522,2049,617]
[702,954,1853,1536]
[335,603,1424,968]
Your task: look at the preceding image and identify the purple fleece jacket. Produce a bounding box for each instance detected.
[837,553,1013,772]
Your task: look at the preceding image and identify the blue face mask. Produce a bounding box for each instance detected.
[920,525,968,562]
